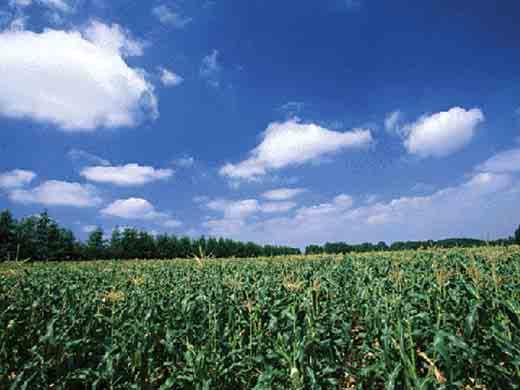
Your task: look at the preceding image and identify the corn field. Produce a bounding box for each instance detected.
[1,247,519,389]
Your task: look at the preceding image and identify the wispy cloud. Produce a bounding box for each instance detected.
[200,49,221,87]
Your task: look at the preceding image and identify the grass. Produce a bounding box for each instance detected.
[1,247,519,388]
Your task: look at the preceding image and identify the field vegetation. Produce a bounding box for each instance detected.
[1,247,519,388]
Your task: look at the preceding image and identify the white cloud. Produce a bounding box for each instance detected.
[204,162,519,248]
[83,20,145,57]
[476,148,520,174]
[152,4,192,28]
[101,198,167,220]
[9,180,101,207]
[39,0,73,13]
[81,164,173,186]
[206,197,299,219]
[262,187,306,200]
[0,21,157,131]
[295,194,353,220]
[0,169,36,189]
[159,67,183,87]
[101,199,181,227]
[68,149,111,166]
[220,119,373,180]
[403,107,484,158]
[9,0,74,12]
[200,49,221,87]
[207,199,260,219]
[384,110,402,133]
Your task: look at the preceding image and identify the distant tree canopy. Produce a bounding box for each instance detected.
[305,236,516,255]
[0,209,517,262]
[0,209,300,262]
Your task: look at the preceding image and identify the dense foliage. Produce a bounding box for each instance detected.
[1,247,519,388]
[0,210,300,261]
[305,237,517,255]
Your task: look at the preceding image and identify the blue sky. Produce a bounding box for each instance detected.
[0,0,519,248]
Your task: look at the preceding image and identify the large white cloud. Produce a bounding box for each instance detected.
[0,169,36,189]
[9,180,101,207]
[100,197,181,228]
[403,107,484,158]
[220,119,373,180]
[0,21,158,131]
[101,198,165,219]
[81,164,173,186]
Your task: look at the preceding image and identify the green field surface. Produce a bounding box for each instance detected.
[1,247,519,389]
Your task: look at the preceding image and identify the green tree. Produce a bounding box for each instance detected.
[0,210,17,261]
[86,228,106,260]
[515,225,520,244]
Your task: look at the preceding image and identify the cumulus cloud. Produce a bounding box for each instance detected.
[403,107,484,158]
[83,20,145,57]
[9,180,101,207]
[152,4,192,28]
[220,119,373,180]
[101,198,182,228]
[101,198,165,219]
[0,21,158,131]
[81,164,173,186]
[262,187,307,201]
[200,49,221,87]
[0,169,36,189]
[158,67,183,87]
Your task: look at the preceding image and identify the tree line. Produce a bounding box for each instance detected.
[1,209,519,261]
[305,233,520,255]
[0,210,300,261]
